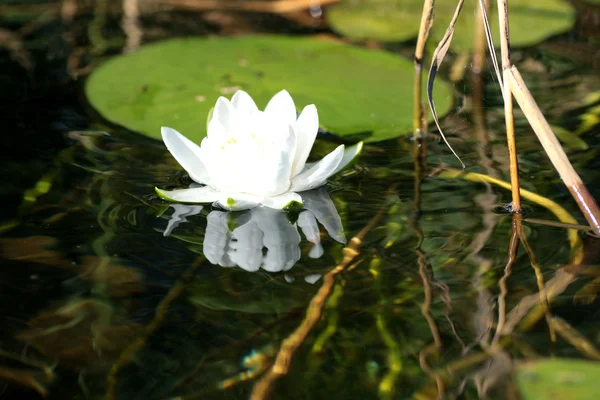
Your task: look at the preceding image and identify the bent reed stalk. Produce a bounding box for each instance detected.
[492,0,599,232]
[426,0,600,233]
[506,66,600,235]
[413,0,435,137]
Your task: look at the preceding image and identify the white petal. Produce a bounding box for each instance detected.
[206,118,228,139]
[297,211,324,258]
[156,186,222,203]
[261,191,303,210]
[252,207,301,272]
[291,104,319,177]
[297,211,320,244]
[304,274,322,284]
[203,210,230,265]
[264,90,297,127]
[309,243,324,258]
[214,193,263,211]
[290,145,345,192]
[256,125,297,196]
[302,188,346,243]
[161,127,210,184]
[211,96,237,134]
[332,141,363,175]
[228,220,263,272]
[231,90,258,114]
[163,204,203,237]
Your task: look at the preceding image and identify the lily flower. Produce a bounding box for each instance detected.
[156,90,362,210]
[162,188,345,273]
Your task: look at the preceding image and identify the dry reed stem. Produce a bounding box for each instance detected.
[426,0,465,169]
[506,66,600,235]
[122,0,142,53]
[418,344,446,400]
[413,0,435,136]
[439,169,584,263]
[493,215,519,344]
[472,0,489,75]
[517,219,556,342]
[522,218,594,233]
[475,0,502,88]
[155,0,339,14]
[250,192,393,400]
[410,130,444,398]
[497,0,522,212]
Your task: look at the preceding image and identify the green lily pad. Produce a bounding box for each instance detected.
[432,0,575,52]
[326,0,575,51]
[326,0,423,42]
[85,35,453,143]
[517,358,600,400]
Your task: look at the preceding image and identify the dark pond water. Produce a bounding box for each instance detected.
[1,1,600,399]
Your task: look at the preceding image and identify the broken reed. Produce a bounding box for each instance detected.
[417,0,600,235]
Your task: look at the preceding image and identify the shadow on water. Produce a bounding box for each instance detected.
[1,1,600,399]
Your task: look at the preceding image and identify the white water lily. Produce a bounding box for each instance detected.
[162,188,345,273]
[156,90,362,210]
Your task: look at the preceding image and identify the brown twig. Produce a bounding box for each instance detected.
[506,66,600,235]
[250,188,394,400]
[497,0,522,213]
[413,0,435,137]
[517,218,556,342]
[493,214,519,344]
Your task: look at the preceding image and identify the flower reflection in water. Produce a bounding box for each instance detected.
[163,188,345,276]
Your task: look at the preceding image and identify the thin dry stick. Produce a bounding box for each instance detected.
[426,0,465,169]
[122,0,142,53]
[516,219,556,343]
[472,0,488,75]
[155,0,340,14]
[506,66,600,235]
[418,344,446,400]
[523,218,594,233]
[439,168,584,263]
[410,129,443,398]
[250,192,393,400]
[496,0,521,213]
[413,0,435,136]
[493,214,519,344]
[475,0,501,87]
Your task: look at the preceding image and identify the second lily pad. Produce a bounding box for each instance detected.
[85,35,453,143]
[517,358,600,400]
[326,0,575,51]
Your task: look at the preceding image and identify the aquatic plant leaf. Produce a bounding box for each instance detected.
[433,0,576,52]
[517,358,600,400]
[85,36,453,143]
[326,0,575,51]
[326,0,423,42]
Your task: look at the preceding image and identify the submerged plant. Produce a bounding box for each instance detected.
[156,90,362,210]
